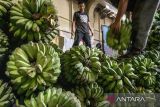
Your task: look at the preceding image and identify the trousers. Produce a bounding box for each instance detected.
[131,0,160,50]
[73,30,91,48]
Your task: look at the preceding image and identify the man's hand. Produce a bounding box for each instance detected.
[110,0,128,33]
[110,21,121,33]
[91,30,94,36]
[71,30,75,39]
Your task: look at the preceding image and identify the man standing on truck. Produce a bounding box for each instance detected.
[110,0,160,58]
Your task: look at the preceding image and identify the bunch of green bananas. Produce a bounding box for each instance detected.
[22,87,81,107]
[0,0,12,17]
[73,82,108,107]
[0,29,9,62]
[99,53,117,72]
[50,42,63,57]
[9,0,59,42]
[0,80,15,107]
[6,42,61,97]
[107,20,131,53]
[131,55,157,88]
[98,61,137,93]
[145,50,160,68]
[61,45,102,85]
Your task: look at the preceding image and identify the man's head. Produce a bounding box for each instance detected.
[78,1,85,12]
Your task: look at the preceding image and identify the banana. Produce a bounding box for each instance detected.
[116,79,123,90]
[25,20,34,30]
[7,65,17,71]
[44,88,52,104]
[11,76,27,84]
[123,76,135,90]
[30,97,38,107]
[116,67,123,76]
[108,68,118,76]
[0,83,6,96]
[36,92,46,107]
[92,61,101,69]
[32,22,40,32]
[20,79,32,92]
[74,62,83,70]
[105,75,114,82]
[0,0,12,8]
[7,61,15,66]
[14,29,21,37]
[15,60,30,67]
[108,81,116,91]
[16,18,29,25]
[88,72,96,82]
[97,101,109,107]
[11,5,22,13]
[10,10,23,16]
[104,61,111,68]
[127,72,139,79]
[22,7,32,19]
[123,86,130,93]
[90,57,99,62]
[13,48,29,63]
[6,70,19,78]
[10,16,24,21]
[21,44,35,60]
[0,5,7,14]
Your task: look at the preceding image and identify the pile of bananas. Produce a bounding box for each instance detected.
[0,0,12,17]
[131,55,157,88]
[73,82,108,107]
[98,61,137,93]
[0,80,15,107]
[0,29,9,62]
[145,50,160,68]
[23,87,81,107]
[10,0,59,42]
[61,45,102,85]
[107,20,131,53]
[6,42,61,97]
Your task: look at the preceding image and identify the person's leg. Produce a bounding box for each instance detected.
[72,30,84,47]
[83,33,91,48]
[131,0,160,51]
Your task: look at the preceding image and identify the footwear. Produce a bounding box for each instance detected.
[118,48,142,59]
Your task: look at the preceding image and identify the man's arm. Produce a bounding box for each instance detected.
[111,0,129,32]
[72,20,76,34]
[72,12,77,36]
[88,22,94,36]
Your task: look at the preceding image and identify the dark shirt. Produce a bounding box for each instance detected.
[73,11,90,33]
[110,0,136,11]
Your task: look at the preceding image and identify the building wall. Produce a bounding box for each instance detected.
[54,0,112,46]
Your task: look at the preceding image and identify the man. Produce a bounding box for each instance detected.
[72,1,94,48]
[110,0,160,58]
